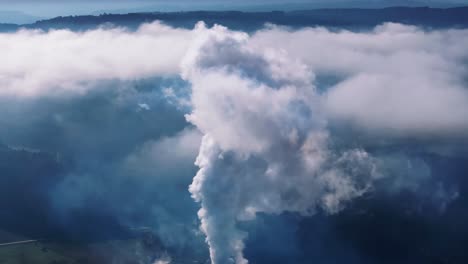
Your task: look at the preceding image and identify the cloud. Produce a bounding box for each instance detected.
[0,22,192,96]
[250,23,468,140]
[124,127,202,180]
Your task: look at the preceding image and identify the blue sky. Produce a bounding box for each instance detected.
[1,0,467,18]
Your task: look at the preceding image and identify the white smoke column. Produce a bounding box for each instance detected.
[183,23,380,264]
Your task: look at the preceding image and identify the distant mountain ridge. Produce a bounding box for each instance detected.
[1,6,468,32]
[90,0,468,14]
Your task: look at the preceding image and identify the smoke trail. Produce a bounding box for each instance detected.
[183,23,382,264]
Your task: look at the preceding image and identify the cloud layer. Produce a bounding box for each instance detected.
[0,22,192,96]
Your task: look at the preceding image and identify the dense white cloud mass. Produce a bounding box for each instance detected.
[250,23,468,138]
[0,22,192,96]
[1,21,468,264]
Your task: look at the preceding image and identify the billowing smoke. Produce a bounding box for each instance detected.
[1,20,468,264]
[180,23,468,263]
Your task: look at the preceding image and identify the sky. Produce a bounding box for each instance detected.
[0,0,468,18]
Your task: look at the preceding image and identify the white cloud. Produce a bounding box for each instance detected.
[125,127,202,176]
[0,22,193,96]
[4,22,468,140]
[250,23,468,139]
